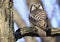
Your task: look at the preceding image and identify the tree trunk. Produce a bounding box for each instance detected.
[0,0,15,42]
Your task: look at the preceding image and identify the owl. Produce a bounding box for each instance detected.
[29,4,50,30]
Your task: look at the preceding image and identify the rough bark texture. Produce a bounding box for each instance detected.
[0,0,15,42]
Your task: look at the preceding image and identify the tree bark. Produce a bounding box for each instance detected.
[0,0,15,42]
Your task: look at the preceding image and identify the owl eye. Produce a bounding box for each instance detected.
[30,5,36,11]
[39,5,43,9]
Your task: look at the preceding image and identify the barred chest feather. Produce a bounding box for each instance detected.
[29,9,49,30]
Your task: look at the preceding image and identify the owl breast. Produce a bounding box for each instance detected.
[29,9,48,30]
